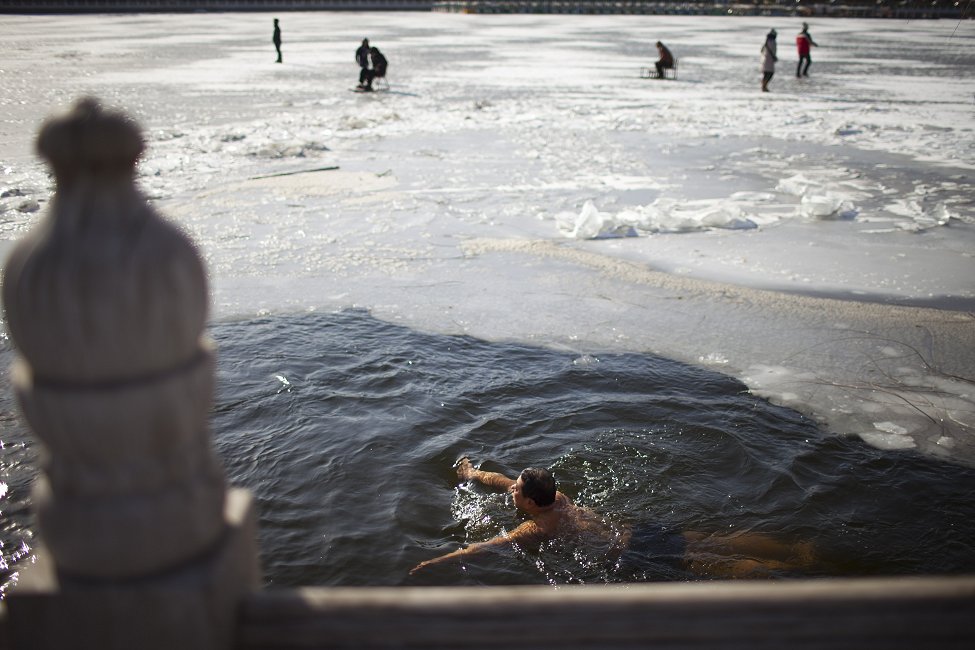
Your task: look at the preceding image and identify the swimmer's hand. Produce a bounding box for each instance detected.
[409,551,460,575]
[409,559,434,575]
[456,457,477,482]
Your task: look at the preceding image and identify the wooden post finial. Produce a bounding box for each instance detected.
[2,97,227,579]
[35,96,144,184]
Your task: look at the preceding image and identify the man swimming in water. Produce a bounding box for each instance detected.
[410,459,615,574]
[410,458,815,578]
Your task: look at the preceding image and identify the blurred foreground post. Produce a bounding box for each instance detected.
[1,98,259,649]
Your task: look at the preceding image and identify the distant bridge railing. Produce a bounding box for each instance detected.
[0,0,434,13]
[430,0,969,18]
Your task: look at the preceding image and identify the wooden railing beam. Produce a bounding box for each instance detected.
[237,576,975,649]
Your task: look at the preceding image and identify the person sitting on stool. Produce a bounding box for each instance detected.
[366,46,387,90]
[655,41,674,79]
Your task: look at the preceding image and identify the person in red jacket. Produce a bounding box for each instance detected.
[796,22,818,78]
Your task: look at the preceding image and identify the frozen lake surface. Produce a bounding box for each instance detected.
[1,12,974,587]
[2,12,974,459]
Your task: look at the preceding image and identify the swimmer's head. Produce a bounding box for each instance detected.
[518,468,556,507]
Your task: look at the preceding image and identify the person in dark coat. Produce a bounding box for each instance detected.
[761,29,778,92]
[272,19,282,64]
[356,38,371,87]
[366,47,387,89]
[358,45,388,91]
[655,41,674,79]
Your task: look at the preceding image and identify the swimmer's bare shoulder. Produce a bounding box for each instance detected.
[507,518,551,548]
[527,492,571,537]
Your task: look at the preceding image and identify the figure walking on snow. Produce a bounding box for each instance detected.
[761,29,778,93]
[796,22,818,78]
[272,18,282,63]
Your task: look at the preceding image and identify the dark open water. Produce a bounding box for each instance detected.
[2,309,974,592]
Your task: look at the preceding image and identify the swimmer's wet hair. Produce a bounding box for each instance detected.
[519,468,556,507]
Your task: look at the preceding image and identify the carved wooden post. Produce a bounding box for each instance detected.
[2,98,259,649]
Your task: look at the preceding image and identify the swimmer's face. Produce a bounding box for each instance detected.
[510,477,527,511]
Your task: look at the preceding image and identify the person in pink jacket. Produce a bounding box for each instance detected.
[796,22,818,77]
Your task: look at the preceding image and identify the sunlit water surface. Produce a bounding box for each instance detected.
[2,309,974,591]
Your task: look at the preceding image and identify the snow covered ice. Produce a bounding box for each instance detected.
[0,12,973,463]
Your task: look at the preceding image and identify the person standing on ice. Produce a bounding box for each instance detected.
[760,29,778,93]
[795,23,818,78]
[272,18,282,64]
[356,38,372,89]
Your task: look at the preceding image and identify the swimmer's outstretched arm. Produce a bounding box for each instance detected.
[456,457,515,492]
[409,535,510,575]
[409,521,543,575]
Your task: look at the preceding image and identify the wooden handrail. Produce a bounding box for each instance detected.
[236,575,975,649]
